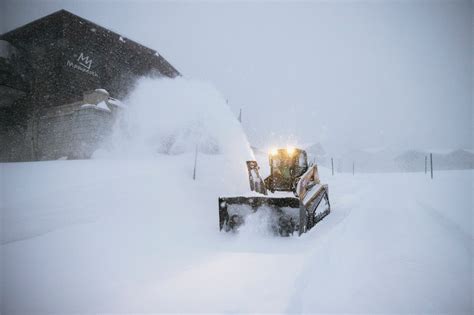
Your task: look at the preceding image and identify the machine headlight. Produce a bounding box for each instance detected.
[286,146,295,156]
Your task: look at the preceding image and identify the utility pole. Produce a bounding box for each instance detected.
[425,156,427,174]
[193,144,198,180]
[352,161,355,176]
[430,153,433,179]
[331,157,334,176]
[238,108,242,123]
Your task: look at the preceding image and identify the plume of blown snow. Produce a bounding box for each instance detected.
[100,77,254,162]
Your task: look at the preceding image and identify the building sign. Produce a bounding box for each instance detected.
[66,52,99,77]
[77,52,92,69]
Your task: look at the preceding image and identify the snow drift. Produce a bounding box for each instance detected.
[100,77,253,161]
[1,77,472,314]
[2,161,472,313]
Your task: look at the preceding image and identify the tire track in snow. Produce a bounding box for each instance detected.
[417,201,473,254]
[285,175,472,314]
[284,194,355,313]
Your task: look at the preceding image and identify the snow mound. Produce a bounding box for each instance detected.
[103,77,253,161]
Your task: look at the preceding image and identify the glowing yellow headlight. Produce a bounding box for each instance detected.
[286,146,295,156]
[270,148,278,156]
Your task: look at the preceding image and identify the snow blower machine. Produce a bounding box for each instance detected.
[218,147,330,236]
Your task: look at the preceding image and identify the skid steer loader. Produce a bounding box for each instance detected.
[218,147,330,236]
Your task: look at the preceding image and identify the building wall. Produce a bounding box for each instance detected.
[1,10,179,109]
[0,10,180,162]
[1,13,64,108]
[59,12,177,103]
[35,101,116,160]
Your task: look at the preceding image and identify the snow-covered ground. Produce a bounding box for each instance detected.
[1,159,472,313]
[1,78,472,313]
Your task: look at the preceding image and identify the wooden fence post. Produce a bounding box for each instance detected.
[430,153,433,179]
[193,144,198,180]
[425,156,427,174]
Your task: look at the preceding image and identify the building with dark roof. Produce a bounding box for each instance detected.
[0,9,180,161]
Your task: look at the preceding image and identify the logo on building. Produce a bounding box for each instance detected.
[77,52,92,70]
[66,52,99,78]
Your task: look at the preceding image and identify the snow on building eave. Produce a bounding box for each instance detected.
[106,97,126,109]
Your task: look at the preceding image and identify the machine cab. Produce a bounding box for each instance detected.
[267,148,308,192]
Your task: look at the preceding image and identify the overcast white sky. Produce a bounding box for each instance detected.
[1,0,472,153]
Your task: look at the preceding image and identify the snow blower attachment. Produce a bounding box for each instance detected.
[219,148,330,236]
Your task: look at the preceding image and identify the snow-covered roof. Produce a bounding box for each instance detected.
[96,101,111,112]
[106,97,125,108]
[94,88,109,95]
[80,103,111,113]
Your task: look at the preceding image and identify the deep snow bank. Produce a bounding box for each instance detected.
[2,77,257,245]
[2,78,471,314]
[2,161,472,313]
[100,77,253,161]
